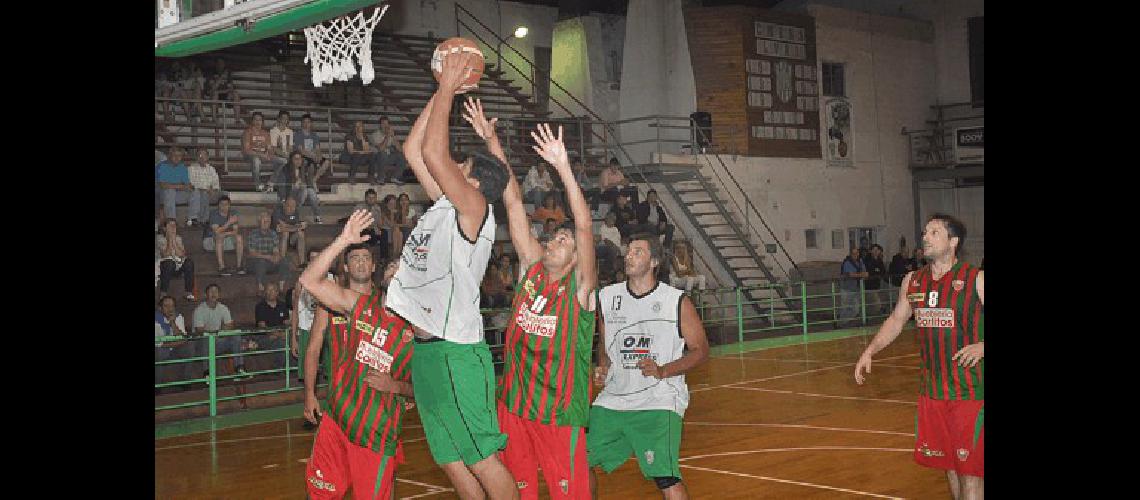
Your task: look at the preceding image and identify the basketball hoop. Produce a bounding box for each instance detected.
[303,4,388,88]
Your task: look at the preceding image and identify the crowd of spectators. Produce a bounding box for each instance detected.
[155,58,243,124]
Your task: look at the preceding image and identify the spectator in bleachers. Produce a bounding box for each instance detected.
[636,189,675,248]
[177,61,205,121]
[156,62,176,123]
[480,260,511,309]
[287,151,323,224]
[273,196,308,266]
[523,162,555,207]
[608,192,640,238]
[294,113,331,180]
[378,194,402,260]
[157,146,193,225]
[350,188,383,247]
[269,110,295,198]
[368,116,408,185]
[155,295,200,388]
[529,192,567,225]
[669,240,707,292]
[863,243,888,315]
[157,218,197,301]
[155,150,167,232]
[206,58,243,124]
[204,195,246,276]
[292,249,333,385]
[542,218,560,240]
[395,192,419,248]
[342,120,376,185]
[254,281,290,371]
[495,253,516,288]
[597,212,623,262]
[573,158,600,210]
[599,157,638,205]
[888,243,909,287]
[192,283,247,381]
[838,247,868,324]
[188,148,225,227]
[242,112,281,192]
[909,247,927,271]
[247,209,294,295]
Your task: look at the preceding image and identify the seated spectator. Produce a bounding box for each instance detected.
[573,159,600,209]
[395,193,419,249]
[368,115,408,185]
[156,62,177,123]
[273,196,308,266]
[203,195,246,276]
[496,253,516,288]
[608,192,641,239]
[242,112,283,192]
[269,110,295,198]
[176,60,205,121]
[294,113,332,179]
[341,120,376,185]
[157,146,193,225]
[193,283,247,381]
[596,212,624,274]
[254,282,291,370]
[480,261,511,309]
[637,189,675,248]
[157,218,197,301]
[285,151,323,224]
[530,192,567,225]
[523,162,555,207]
[669,241,707,292]
[188,148,226,227]
[155,295,202,388]
[247,209,294,294]
[598,157,639,205]
[888,243,909,287]
[206,58,243,124]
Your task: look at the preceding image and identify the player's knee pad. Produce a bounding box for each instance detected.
[653,476,681,490]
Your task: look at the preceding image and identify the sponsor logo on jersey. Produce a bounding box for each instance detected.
[957,448,969,461]
[523,279,536,298]
[355,320,375,335]
[652,301,662,312]
[952,280,965,292]
[308,469,336,492]
[403,232,432,272]
[907,293,926,303]
[559,479,569,494]
[620,334,655,368]
[915,308,955,328]
[363,308,372,317]
[515,303,557,337]
[918,443,944,457]
[516,481,528,490]
[355,340,395,372]
[332,316,348,325]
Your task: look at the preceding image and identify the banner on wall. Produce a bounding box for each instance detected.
[954,126,984,164]
[825,97,852,168]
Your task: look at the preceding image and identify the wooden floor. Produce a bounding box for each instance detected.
[155,330,951,499]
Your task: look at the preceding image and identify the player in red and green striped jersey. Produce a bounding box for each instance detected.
[856,214,984,500]
[299,211,416,500]
[464,99,597,499]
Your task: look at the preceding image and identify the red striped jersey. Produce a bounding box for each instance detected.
[498,261,595,427]
[907,261,984,401]
[325,289,415,454]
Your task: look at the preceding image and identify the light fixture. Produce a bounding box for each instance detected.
[513,25,528,38]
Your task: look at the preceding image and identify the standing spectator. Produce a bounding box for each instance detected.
[188,148,225,226]
[495,253,515,289]
[351,188,383,247]
[529,192,566,225]
[254,282,291,371]
[838,247,868,323]
[157,218,197,301]
[246,209,294,294]
[294,113,331,182]
[368,116,408,185]
[522,162,555,207]
[888,243,910,287]
[598,157,638,205]
[155,295,201,388]
[863,244,888,315]
[203,195,246,276]
[273,196,308,266]
[192,284,247,381]
[292,249,334,385]
[269,110,295,197]
[636,189,675,248]
[670,240,707,292]
[206,58,243,124]
[341,120,375,185]
[242,112,281,192]
[378,194,402,260]
[287,151,323,224]
[909,247,927,271]
[394,193,419,249]
[157,146,193,224]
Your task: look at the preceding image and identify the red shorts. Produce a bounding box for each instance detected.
[914,396,984,477]
[306,417,405,499]
[497,402,590,499]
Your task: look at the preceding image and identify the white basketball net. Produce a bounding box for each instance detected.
[303,4,389,88]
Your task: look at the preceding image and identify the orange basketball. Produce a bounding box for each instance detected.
[431,37,484,94]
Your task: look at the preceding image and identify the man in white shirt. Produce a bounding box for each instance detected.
[269,110,295,197]
[522,162,555,207]
[155,295,201,389]
[187,148,226,227]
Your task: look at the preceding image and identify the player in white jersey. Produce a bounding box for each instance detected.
[589,234,709,499]
[384,50,517,499]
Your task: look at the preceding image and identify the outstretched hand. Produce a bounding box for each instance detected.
[438,50,478,95]
[530,123,570,174]
[461,97,498,140]
[337,209,375,245]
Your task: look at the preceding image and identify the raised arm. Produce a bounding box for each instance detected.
[298,210,373,314]
[403,96,443,200]
[422,52,488,236]
[531,123,597,310]
[855,271,916,384]
[462,97,543,270]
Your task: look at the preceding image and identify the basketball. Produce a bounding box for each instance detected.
[431,37,484,94]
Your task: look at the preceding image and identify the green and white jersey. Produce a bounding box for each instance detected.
[386,195,495,344]
[593,281,690,417]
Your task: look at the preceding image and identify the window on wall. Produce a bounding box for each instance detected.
[821,62,845,97]
[832,230,844,249]
[805,229,818,249]
[968,17,984,106]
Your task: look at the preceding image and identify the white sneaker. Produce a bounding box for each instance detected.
[256,183,265,192]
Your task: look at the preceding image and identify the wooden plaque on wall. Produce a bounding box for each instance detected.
[744,10,820,158]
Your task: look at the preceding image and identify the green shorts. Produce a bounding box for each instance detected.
[586,406,683,479]
[411,339,506,466]
[297,328,330,378]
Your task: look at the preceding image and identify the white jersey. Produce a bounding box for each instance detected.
[386,195,495,344]
[593,281,690,417]
[297,272,335,331]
